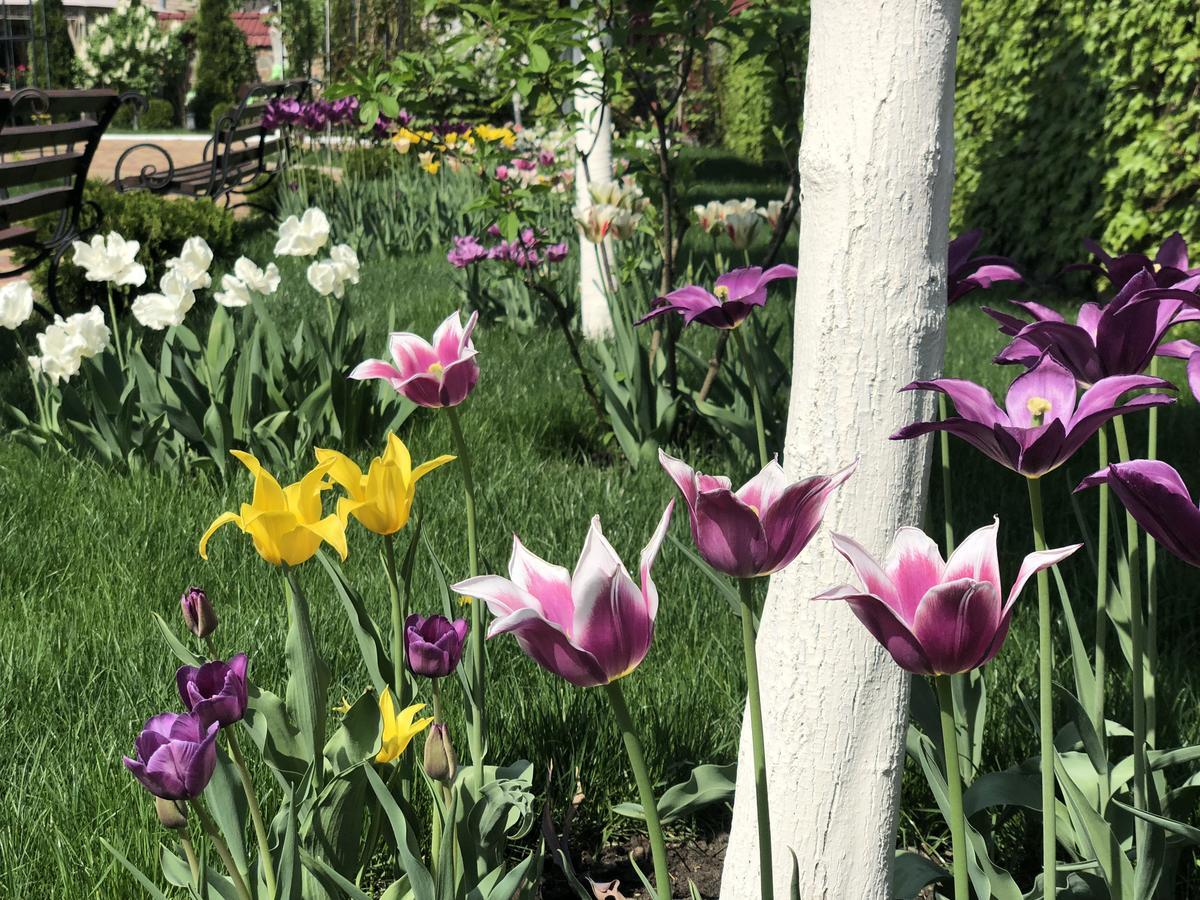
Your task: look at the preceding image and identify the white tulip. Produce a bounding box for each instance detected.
[329,244,360,286]
[66,306,111,356]
[306,259,345,298]
[132,270,196,330]
[0,280,34,329]
[165,236,213,290]
[30,307,109,384]
[213,273,252,308]
[71,232,147,287]
[233,257,280,295]
[274,207,330,257]
[724,210,761,250]
[693,200,727,236]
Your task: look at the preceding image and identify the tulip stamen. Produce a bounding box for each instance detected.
[714,285,730,303]
[428,362,445,375]
[1026,396,1052,426]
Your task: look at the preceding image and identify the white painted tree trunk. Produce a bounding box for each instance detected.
[573,40,614,341]
[719,1,962,897]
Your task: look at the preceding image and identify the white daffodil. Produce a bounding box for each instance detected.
[274,207,330,257]
[71,232,146,287]
[306,259,345,298]
[213,273,252,308]
[329,244,360,286]
[131,270,196,330]
[0,280,34,329]
[233,257,280,295]
[165,236,213,290]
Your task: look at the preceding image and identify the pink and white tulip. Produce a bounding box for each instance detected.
[351,310,480,408]
[815,519,1080,675]
[452,503,674,687]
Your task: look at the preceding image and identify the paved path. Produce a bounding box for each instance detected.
[92,136,212,186]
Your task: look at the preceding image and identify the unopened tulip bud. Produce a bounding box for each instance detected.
[155,796,188,830]
[180,586,217,638]
[423,723,457,784]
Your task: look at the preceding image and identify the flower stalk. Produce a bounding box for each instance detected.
[227,725,276,899]
[935,675,968,900]
[1025,475,1056,891]
[731,328,768,468]
[191,798,253,900]
[739,576,774,900]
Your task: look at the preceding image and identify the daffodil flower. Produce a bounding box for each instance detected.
[199,451,351,566]
[375,688,433,763]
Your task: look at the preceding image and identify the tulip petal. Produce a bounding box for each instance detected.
[509,536,575,631]
[1004,543,1082,614]
[1189,352,1200,403]
[1071,374,1174,426]
[230,450,287,512]
[757,461,856,574]
[1004,355,1077,426]
[199,511,242,560]
[884,527,946,622]
[349,358,403,383]
[488,607,608,687]
[828,532,901,616]
[815,585,933,675]
[455,574,542,622]
[900,378,1006,427]
[693,488,767,577]
[638,500,674,623]
[314,447,366,497]
[942,517,1001,601]
[912,579,1002,675]
[735,458,791,515]
[411,453,456,482]
[305,514,349,561]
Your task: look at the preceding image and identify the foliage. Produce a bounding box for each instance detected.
[16,182,238,315]
[191,0,256,129]
[77,0,185,97]
[954,0,1200,282]
[29,0,76,88]
[718,33,780,164]
[112,98,178,131]
[280,0,318,77]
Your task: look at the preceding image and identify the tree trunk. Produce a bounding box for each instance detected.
[719,1,961,897]
[573,34,614,341]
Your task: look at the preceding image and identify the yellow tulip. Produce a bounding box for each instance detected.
[375,688,433,763]
[315,433,454,536]
[199,451,351,567]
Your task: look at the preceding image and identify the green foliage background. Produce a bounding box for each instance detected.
[191,0,257,128]
[718,33,782,164]
[29,0,76,88]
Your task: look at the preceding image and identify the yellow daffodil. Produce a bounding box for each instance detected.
[418,152,441,175]
[391,127,423,154]
[375,688,433,763]
[199,451,350,566]
[315,433,454,536]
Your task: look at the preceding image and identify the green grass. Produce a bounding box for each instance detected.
[2,180,1199,896]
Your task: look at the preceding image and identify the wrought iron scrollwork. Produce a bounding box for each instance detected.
[114,142,177,193]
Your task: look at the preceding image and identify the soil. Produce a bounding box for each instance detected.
[540,832,728,899]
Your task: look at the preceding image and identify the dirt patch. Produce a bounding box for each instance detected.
[541,833,728,899]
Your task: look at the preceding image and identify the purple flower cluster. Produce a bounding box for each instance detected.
[430,121,472,137]
[447,228,569,271]
[264,96,412,135]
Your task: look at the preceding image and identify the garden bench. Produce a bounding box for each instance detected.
[0,87,134,316]
[113,78,311,214]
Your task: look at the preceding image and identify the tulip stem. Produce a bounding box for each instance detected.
[1094,427,1110,792]
[1145,358,1159,747]
[1112,417,1150,857]
[383,533,413,803]
[934,676,968,900]
[603,680,671,900]
[191,798,254,900]
[937,394,955,555]
[732,328,769,468]
[179,833,201,886]
[445,405,484,787]
[228,726,277,899]
[738,577,774,900]
[106,284,126,370]
[1025,475,1056,893]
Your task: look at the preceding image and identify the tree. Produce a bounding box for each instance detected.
[573,28,614,341]
[191,0,256,129]
[78,2,184,97]
[718,1,961,897]
[30,0,76,89]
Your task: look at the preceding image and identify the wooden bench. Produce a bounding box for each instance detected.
[113,78,311,213]
[0,87,135,316]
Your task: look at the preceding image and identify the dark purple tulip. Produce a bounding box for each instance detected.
[538,150,556,167]
[947,229,1022,305]
[1077,460,1200,568]
[892,354,1174,478]
[1069,232,1200,290]
[513,158,537,172]
[405,614,468,678]
[124,712,219,800]
[637,265,798,330]
[180,585,217,638]
[176,654,249,728]
[986,270,1200,385]
[447,235,488,268]
[546,243,569,264]
[660,449,855,578]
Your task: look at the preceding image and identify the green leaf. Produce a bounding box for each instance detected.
[612,762,735,824]
[284,572,331,788]
[364,764,435,899]
[1054,752,1137,897]
[316,550,390,695]
[152,612,200,667]
[527,44,550,73]
[892,850,946,900]
[275,789,302,900]
[99,837,172,900]
[323,690,382,774]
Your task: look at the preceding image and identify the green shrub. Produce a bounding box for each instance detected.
[17,181,239,313]
[719,34,783,164]
[954,0,1200,282]
[141,98,177,130]
[29,0,76,88]
[191,0,256,129]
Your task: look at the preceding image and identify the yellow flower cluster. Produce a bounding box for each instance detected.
[391,123,518,174]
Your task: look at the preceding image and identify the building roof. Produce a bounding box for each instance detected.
[156,10,274,49]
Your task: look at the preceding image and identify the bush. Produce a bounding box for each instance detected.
[954,0,1200,282]
[29,0,76,88]
[719,34,783,164]
[17,181,239,313]
[77,1,185,97]
[191,0,256,129]
[141,98,177,130]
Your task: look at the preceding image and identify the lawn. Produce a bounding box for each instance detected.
[2,157,1199,897]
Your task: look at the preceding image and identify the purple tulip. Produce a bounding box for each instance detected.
[447,236,489,269]
[660,449,855,578]
[546,243,569,264]
[513,158,537,172]
[986,270,1200,385]
[637,265,798,330]
[1077,460,1200,568]
[538,150,556,167]
[892,354,1174,478]
[351,310,480,408]
[451,504,674,687]
[405,614,468,678]
[947,229,1022,305]
[495,165,509,181]
[1069,233,1200,291]
[180,585,217,638]
[815,520,1079,674]
[124,712,220,800]
[176,654,249,728]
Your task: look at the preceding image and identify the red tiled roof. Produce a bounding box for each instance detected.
[156,10,273,49]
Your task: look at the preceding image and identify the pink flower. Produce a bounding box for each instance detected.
[815,519,1079,675]
[350,311,480,408]
[495,165,509,181]
[451,504,674,687]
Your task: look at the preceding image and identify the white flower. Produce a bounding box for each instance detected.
[274,207,330,257]
[165,236,213,290]
[72,232,146,287]
[67,306,111,356]
[131,270,195,330]
[30,307,109,384]
[693,200,727,236]
[329,244,360,286]
[213,273,252,308]
[233,257,280,295]
[757,200,783,229]
[0,280,34,329]
[306,259,345,298]
[723,198,758,217]
[724,210,761,250]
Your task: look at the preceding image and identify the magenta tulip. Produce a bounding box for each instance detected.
[636,265,797,330]
[450,503,674,687]
[1068,232,1200,291]
[815,520,1079,674]
[405,614,468,678]
[947,229,1022,305]
[659,449,855,578]
[892,353,1174,478]
[175,653,249,728]
[124,712,220,800]
[351,310,480,408]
